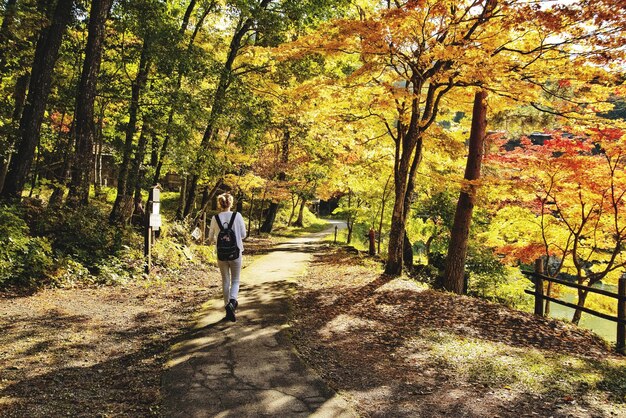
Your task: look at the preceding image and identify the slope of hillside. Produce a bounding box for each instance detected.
[290,246,626,418]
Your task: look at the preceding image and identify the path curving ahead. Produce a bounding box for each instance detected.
[162,221,355,417]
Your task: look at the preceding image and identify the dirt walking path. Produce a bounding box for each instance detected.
[162,221,356,417]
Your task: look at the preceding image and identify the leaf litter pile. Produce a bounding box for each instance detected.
[289,246,626,418]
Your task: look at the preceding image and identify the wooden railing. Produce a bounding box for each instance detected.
[523,260,626,355]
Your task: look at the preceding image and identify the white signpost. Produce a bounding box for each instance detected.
[145,185,161,273]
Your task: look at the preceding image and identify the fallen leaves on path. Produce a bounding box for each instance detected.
[0,267,219,417]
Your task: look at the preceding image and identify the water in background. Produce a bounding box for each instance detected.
[531,291,617,343]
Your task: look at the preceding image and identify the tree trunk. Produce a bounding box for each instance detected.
[345,190,353,244]
[130,120,151,211]
[572,288,589,325]
[425,235,434,265]
[443,90,488,294]
[385,136,421,275]
[247,191,255,233]
[67,0,113,206]
[184,1,272,217]
[93,101,106,195]
[287,194,299,226]
[377,174,391,254]
[260,128,289,233]
[0,0,18,75]
[0,72,29,193]
[403,232,413,269]
[545,281,553,315]
[0,154,9,194]
[48,116,75,208]
[260,202,278,233]
[0,0,73,201]
[236,194,243,213]
[294,196,306,227]
[176,175,187,220]
[385,74,425,275]
[28,141,40,197]
[257,188,266,234]
[368,228,376,255]
[109,39,151,223]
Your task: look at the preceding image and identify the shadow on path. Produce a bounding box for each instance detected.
[161,223,355,417]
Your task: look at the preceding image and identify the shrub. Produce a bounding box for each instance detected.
[0,205,53,286]
[35,205,123,272]
[151,238,189,271]
[92,244,144,285]
[150,221,196,274]
[49,257,93,287]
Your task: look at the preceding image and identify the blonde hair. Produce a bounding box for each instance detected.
[217,193,234,210]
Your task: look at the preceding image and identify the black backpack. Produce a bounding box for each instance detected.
[215,212,240,261]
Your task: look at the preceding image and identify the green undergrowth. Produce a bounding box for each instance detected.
[328,222,371,251]
[0,194,216,290]
[267,206,330,238]
[272,219,331,238]
[414,329,626,403]
[1,189,332,290]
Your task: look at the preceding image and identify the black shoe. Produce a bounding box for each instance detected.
[225,302,236,322]
[229,298,238,311]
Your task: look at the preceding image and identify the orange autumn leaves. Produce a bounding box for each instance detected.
[488,128,626,280]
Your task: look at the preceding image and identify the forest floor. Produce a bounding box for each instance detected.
[1,236,625,417]
[0,236,277,417]
[291,247,626,418]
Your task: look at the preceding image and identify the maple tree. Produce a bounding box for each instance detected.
[279,0,625,276]
[488,127,626,324]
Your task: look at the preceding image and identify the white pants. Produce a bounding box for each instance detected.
[217,257,242,306]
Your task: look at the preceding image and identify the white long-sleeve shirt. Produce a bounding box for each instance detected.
[208,211,247,255]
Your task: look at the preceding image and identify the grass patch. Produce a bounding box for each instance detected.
[272,218,331,238]
[412,329,626,401]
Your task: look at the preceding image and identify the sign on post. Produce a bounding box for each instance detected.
[145,185,162,274]
[148,187,161,230]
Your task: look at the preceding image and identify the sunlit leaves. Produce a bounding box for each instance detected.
[487,127,626,285]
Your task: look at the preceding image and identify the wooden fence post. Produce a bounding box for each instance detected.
[618,276,626,355]
[534,258,544,316]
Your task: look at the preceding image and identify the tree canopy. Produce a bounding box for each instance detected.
[0,0,625,321]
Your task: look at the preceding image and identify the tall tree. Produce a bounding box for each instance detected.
[181,0,350,219]
[0,0,18,74]
[443,90,488,294]
[152,0,215,184]
[109,37,151,223]
[182,0,273,218]
[67,0,114,206]
[0,0,74,200]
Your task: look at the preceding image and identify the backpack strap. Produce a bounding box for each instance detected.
[227,211,237,229]
[215,214,225,231]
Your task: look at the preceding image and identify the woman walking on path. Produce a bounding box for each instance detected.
[208,192,247,322]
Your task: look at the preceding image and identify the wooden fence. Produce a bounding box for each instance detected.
[523,260,626,355]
